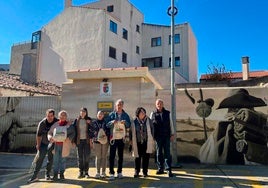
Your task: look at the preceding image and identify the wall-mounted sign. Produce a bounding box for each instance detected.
[97,101,113,109]
[100,82,112,97]
[97,101,114,118]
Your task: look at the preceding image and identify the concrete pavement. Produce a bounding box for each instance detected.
[1,152,268,188]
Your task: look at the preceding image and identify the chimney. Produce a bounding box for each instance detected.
[65,0,72,9]
[242,56,249,80]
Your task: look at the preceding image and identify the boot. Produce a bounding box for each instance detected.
[52,173,58,181]
[60,173,65,180]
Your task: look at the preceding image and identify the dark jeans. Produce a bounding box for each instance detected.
[33,143,53,177]
[135,142,150,174]
[109,139,124,174]
[77,139,90,173]
[155,137,172,171]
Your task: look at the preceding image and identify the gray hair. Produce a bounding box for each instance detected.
[115,99,124,105]
[156,99,164,104]
[58,110,68,117]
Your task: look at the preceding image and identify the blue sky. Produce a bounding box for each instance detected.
[0,0,267,78]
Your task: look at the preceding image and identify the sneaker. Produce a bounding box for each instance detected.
[95,173,100,179]
[117,173,123,179]
[100,173,106,178]
[45,175,51,180]
[77,172,84,179]
[109,174,115,180]
[156,169,164,175]
[85,173,90,178]
[27,176,38,183]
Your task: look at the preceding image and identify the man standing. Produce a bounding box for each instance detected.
[106,99,131,180]
[28,109,58,183]
[150,99,174,177]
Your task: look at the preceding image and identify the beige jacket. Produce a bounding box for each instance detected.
[131,117,154,158]
[47,121,74,157]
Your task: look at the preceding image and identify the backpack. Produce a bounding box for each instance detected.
[97,128,108,144]
[110,121,126,144]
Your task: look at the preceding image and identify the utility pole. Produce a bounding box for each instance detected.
[168,0,179,165]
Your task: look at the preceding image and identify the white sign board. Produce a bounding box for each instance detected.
[100,82,112,97]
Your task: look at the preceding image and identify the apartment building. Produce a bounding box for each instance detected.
[9,0,197,87]
[142,23,197,88]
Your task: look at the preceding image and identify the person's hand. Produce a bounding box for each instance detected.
[170,135,175,142]
[36,144,40,151]
[128,144,132,152]
[86,119,91,124]
[89,141,93,149]
[50,137,55,143]
[121,120,126,125]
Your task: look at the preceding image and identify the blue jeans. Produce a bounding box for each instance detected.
[53,144,66,175]
[155,137,172,171]
[109,139,124,174]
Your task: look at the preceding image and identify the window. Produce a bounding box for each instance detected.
[110,20,117,34]
[31,30,41,49]
[107,5,114,12]
[122,52,127,63]
[169,56,180,67]
[136,25,140,33]
[169,34,180,44]
[109,46,116,59]
[142,57,162,68]
[136,46,140,54]
[122,28,128,40]
[151,37,161,47]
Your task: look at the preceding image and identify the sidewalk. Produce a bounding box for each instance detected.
[1,152,268,188]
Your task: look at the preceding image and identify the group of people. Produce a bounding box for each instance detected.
[28,98,176,183]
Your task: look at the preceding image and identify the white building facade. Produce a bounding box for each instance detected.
[9,0,197,87]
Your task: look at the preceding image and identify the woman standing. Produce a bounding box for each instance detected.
[73,107,92,178]
[47,110,72,181]
[90,110,110,178]
[129,107,154,178]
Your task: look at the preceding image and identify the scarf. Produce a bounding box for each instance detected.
[59,120,67,126]
[132,116,154,158]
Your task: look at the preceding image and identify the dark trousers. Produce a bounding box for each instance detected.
[109,139,124,174]
[33,143,53,177]
[135,142,150,174]
[77,139,90,173]
[155,137,172,171]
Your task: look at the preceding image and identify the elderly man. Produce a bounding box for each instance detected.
[150,99,175,177]
[106,99,131,180]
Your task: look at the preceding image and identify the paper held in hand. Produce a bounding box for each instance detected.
[53,126,67,142]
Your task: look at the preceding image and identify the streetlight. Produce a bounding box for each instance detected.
[167,0,179,166]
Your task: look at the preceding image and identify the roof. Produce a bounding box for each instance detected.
[200,70,268,80]
[0,72,62,96]
[67,67,163,89]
